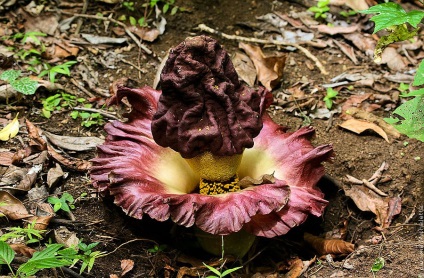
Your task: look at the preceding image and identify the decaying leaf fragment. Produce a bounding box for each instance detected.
[0,190,32,220]
[239,42,286,91]
[120,259,135,277]
[344,185,401,228]
[232,51,257,87]
[339,119,389,142]
[304,233,355,256]
[44,131,104,152]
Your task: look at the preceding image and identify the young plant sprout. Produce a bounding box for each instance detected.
[90,36,333,256]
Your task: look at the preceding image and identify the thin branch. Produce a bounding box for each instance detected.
[61,12,152,55]
[197,23,328,75]
[73,107,119,120]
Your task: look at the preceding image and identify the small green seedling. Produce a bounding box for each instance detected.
[370,257,385,277]
[203,262,243,278]
[323,88,338,109]
[70,109,105,128]
[340,10,357,17]
[41,93,85,118]
[39,60,77,83]
[308,0,330,19]
[48,192,75,213]
[0,222,44,244]
[0,70,38,95]
[77,241,105,274]
[147,244,167,253]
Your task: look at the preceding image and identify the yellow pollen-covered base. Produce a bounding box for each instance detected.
[199,175,240,195]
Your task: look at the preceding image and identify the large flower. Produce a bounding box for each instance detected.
[90,36,333,239]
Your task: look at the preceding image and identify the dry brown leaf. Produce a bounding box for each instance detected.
[9,243,36,257]
[54,226,80,248]
[339,119,389,142]
[120,259,135,277]
[129,26,160,42]
[380,47,407,72]
[345,108,401,139]
[344,185,401,228]
[304,233,355,256]
[330,0,369,10]
[25,120,91,171]
[343,33,375,58]
[110,275,119,278]
[44,131,104,152]
[284,258,304,278]
[0,151,14,166]
[341,93,372,120]
[47,163,64,188]
[239,42,286,91]
[314,24,358,35]
[0,190,32,220]
[232,51,256,87]
[333,40,358,64]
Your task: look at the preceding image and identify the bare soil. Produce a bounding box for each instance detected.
[0,0,423,277]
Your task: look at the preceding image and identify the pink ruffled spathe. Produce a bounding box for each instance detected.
[90,80,334,237]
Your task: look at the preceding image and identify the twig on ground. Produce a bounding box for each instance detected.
[362,179,388,197]
[368,161,388,185]
[61,12,152,55]
[74,0,88,35]
[70,78,95,98]
[325,113,333,132]
[121,58,148,74]
[196,23,328,75]
[73,107,119,120]
[60,267,85,278]
[105,238,158,257]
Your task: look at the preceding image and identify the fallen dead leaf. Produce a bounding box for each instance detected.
[0,151,15,166]
[304,233,355,256]
[339,119,389,142]
[284,258,304,278]
[345,108,401,139]
[232,51,256,87]
[0,114,20,141]
[380,47,407,72]
[344,185,401,228]
[54,226,79,248]
[120,259,135,277]
[239,42,286,91]
[0,190,32,220]
[47,163,64,188]
[44,131,104,151]
[129,26,160,42]
[330,0,369,10]
[0,165,28,187]
[314,24,358,35]
[9,243,36,257]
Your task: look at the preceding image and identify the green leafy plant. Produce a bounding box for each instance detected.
[370,257,385,276]
[147,244,167,253]
[41,93,85,118]
[362,3,424,142]
[203,263,242,278]
[323,87,338,109]
[0,70,38,95]
[70,109,105,127]
[340,10,357,17]
[39,60,77,83]
[48,193,75,213]
[0,222,44,244]
[76,241,105,274]
[308,0,330,19]
[10,31,47,45]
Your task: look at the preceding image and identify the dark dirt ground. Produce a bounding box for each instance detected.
[0,0,423,277]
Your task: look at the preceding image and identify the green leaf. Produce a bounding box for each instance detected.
[371,257,385,272]
[163,3,169,13]
[203,263,222,276]
[17,244,68,276]
[413,60,424,86]
[360,3,424,33]
[0,241,15,265]
[0,69,21,82]
[171,6,179,15]
[221,266,243,276]
[10,77,38,95]
[53,202,62,212]
[401,88,424,97]
[129,16,137,26]
[70,111,79,119]
[42,108,52,118]
[385,96,424,142]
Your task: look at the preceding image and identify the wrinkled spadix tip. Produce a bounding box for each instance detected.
[151,35,268,158]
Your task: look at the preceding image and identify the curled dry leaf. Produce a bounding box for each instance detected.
[120,259,135,277]
[0,165,27,187]
[44,131,104,152]
[346,108,401,139]
[344,185,401,228]
[304,233,355,256]
[9,243,36,258]
[47,163,64,188]
[339,119,389,142]
[380,47,408,72]
[232,51,257,87]
[239,42,286,91]
[0,190,32,220]
[0,114,20,141]
[54,226,79,248]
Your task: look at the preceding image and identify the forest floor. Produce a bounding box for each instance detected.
[0,0,423,277]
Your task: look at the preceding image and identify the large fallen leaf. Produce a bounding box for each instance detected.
[339,119,389,142]
[0,114,19,141]
[0,151,15,166]
[120,259,135,277]
[239,42,286,91]
[0,190,32,220]
[380,47,407,71]
[314,24,358,35]
[232,52,256,87]
[0,165,28,187]
[344,185,401,228]
[9,243,36,257]
[304,233,354,256]
[44,131,104,151]
[47,163,64,188]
